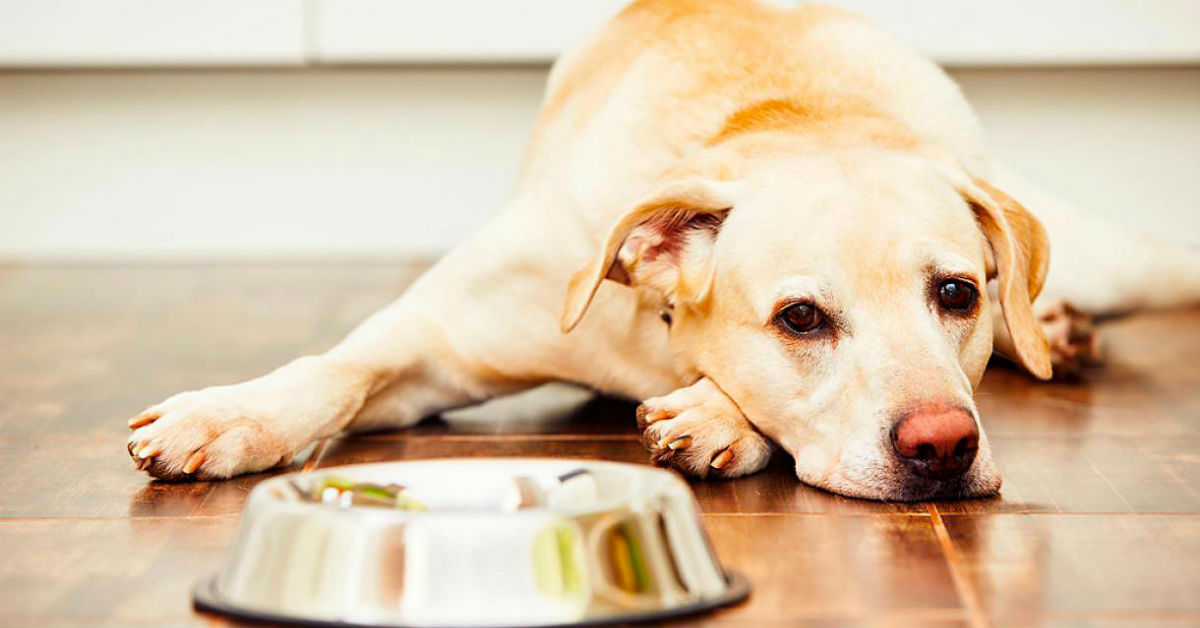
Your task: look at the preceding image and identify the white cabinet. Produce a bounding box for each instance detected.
[312,0,1200,66]
[834,0,1200,65]
[313,0,630,63]
[0,0,1197,67]
[0,0,305,67]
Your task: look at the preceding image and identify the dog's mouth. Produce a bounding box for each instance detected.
[880,472,1000,502]
[795,457,1003,502]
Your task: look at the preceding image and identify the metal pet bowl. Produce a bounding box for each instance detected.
[194,459,749,628]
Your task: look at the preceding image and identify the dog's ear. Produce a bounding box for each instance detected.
[561,179,737,333]
[961,178,1053,380]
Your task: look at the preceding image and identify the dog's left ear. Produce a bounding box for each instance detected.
[561,178,738,333]
[960,177,1053,380]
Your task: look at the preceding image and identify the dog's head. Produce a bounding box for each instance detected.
[563,149,1051,500]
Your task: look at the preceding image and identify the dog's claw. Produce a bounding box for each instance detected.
[638,378,772,479]
[666,435,692,450]
[183,450,206,475]
[636,404,669,429]
[128,412,160,429]
[137,445,161,459]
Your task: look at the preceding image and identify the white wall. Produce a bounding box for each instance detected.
[0,68,545,259]
[955,68,1200,246]
[1,66,1197,261]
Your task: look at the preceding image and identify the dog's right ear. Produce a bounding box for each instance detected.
[560,179,738,333]
[961,178,1053,380]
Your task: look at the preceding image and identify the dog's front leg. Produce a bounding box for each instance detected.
[637,377,774,479]
[125,291,529,480]
[126,353,376,480]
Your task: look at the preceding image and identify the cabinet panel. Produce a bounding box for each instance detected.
[0,0,305,67]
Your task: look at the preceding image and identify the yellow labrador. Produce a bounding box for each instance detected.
[126,0,1200,500]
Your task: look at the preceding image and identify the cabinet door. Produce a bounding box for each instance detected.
[313,0,630,63]
[824,0,1200,65]
[0,0,305,67]
[315,0,1200,66]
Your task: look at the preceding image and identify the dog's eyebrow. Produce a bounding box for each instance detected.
[921,250,979,281]
[767,276,854,337]
[772,276,827,302]
[767,276,837,317]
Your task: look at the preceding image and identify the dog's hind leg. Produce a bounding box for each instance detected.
[995,165,1200,314]
[990,165,1200,376]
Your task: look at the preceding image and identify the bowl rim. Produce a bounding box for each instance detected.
[193,569,750,628]
[253,457,701,520]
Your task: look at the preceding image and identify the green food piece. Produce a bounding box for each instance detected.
[356,484,395,500]
[318,475,357,492]
[609,529,636,591]
[532,526,560,595]
[619,523,649,593]
[556,526,580,594]
[309,476,426,511]
[532,523,581,598]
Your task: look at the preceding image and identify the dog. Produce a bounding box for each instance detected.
[126,0,1200,500]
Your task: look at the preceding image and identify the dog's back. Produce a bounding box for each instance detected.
[519,0,989,214]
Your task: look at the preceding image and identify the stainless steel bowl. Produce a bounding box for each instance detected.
[194,459,749,628]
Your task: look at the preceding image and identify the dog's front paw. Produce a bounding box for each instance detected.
[1040,301,1100,378]
[637,378,773,479]
[126,384,299,481]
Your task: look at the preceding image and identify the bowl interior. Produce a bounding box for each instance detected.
[276,458,692,515]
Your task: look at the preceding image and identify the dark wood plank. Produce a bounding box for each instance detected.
[0,264,419,519]
[0,431,297,519]
[686,514,966,628]
[977,307,1200,438]
[0,517,234,627]
[936,435,1200,514]
[942,514,1200,627]
[0,264,422,438]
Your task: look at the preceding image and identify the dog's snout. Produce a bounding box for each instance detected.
[890,403,979,480]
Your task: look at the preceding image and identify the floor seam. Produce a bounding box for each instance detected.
[927,503,991,628]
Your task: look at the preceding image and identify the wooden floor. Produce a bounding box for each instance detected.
[2,263,1199,628]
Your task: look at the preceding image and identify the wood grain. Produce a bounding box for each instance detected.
[2,264,1199,627]
[942,514,1200,626]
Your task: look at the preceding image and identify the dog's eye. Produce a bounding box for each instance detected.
[778,303,824,334]
[937,279,977,312]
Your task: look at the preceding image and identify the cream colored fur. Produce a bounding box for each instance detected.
[127,0,1200,500]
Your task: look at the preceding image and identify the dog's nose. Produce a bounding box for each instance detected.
[891,404,979,480]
